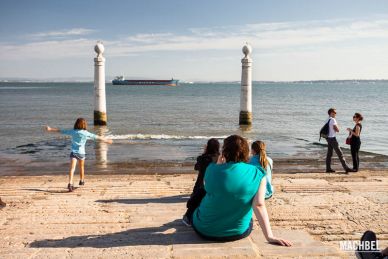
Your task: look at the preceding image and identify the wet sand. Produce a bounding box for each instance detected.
[1,146,387,176]
[0,153,387,258]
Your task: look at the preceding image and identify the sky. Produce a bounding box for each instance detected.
[1,0,388,81]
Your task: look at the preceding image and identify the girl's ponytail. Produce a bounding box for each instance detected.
[252,141,268,170]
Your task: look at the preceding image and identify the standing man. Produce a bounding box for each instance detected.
[326,108,353,173]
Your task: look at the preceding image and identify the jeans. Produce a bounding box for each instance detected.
[326,137,350,171]
[70,152,85,160]
[193,219,253,242]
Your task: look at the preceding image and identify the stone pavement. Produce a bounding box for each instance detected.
[0,171,387,258]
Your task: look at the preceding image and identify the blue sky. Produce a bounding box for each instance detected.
[1,0,388,81]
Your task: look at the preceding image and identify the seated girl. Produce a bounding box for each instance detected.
[249,140,274,199]
[191,135,291,246]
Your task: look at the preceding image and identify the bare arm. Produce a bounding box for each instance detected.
[333,124,339,132]
[96,135,113,144]
[354,125,361,137]
[347,125,361,137]
[252,178,292,246]
[45,125,60,133]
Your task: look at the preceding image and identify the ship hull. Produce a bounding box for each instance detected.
[112,79,179,86]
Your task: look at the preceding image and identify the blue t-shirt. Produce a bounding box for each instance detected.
[192,162,265,237]
[60,129,97,155]
[249,155,274,199]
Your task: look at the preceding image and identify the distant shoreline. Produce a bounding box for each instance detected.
[1,79,388,84]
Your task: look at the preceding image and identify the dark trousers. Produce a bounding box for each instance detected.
[193,220,253,242]
[350,139,361,171]
[326,137,350,171]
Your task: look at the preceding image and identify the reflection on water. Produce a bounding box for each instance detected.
[94,126,109,168]
[239,125,252,133]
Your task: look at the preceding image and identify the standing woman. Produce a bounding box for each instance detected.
[347,113,363,172]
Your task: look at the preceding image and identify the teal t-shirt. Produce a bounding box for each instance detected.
[60,129,97,155]
[192,162,265,237]
[249,155,274,199]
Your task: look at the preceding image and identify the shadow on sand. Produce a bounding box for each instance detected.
[21,188,79,194]
[29,219,212,248]
[95,194,189,204]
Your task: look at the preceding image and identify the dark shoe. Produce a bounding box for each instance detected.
[326,169,336,173]
[355,251,384,259]
[346,168,356,173]
[79,180,85,186]
[355,231,383,259]
[67,183,74,192]
[182,214,192,227]
[0,198,6,208]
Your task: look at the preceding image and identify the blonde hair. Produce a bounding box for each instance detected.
[251,140,268,170]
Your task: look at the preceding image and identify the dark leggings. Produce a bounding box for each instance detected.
[185,186,206,220]
[184,167,207,220]
[193,220,253,242]
[350,140,361,171]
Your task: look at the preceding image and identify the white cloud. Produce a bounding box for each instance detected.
[0,39,95,60]
[126,33,174,43]
[3,19,388,59]
[28,28,96,38]
[111,18,388,54]
[1,19,388,80]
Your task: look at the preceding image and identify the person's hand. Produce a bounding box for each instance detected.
[106,139,113,144]
[346,128,352,132]
[267,236,292,246]
[44,125,51,131]
[217,155,225,164]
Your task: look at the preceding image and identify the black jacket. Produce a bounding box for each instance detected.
[193,154,215,191]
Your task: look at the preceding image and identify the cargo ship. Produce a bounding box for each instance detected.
[112,76,179,86]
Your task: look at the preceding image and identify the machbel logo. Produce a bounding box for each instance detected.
[340,240,380,252]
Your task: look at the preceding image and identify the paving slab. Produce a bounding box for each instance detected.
[1,171,386,258]
[250,229,346,258]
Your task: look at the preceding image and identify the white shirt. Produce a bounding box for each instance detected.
[328,117,337,138]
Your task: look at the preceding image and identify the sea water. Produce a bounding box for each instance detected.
[0,81,387,165]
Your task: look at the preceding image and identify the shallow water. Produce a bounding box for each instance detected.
[0,81,387,166]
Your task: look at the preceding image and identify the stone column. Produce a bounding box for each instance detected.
[94,42,107,126]
[239,43,253,125]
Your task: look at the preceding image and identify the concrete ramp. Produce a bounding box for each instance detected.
[1,173,385,258]
[250,229,346,258]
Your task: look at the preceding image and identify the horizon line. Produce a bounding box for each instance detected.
[1,78,387,84]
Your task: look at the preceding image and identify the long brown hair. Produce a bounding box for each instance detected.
[222,135,250,163]
[204,138,220,156]
[354,112,363,121]
[251,140,268,169]
[73,118,87,130]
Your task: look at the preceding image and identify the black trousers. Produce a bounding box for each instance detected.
[350,139,361,171]
[326,137,350,171]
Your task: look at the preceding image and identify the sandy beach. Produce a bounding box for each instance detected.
[1,162,387,258]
